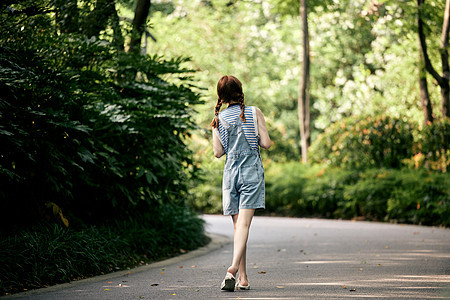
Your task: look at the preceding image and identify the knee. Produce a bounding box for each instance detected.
[236,219,251,230]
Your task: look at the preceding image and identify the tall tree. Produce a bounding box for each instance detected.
[417,2,433,124]
[298,0,310,162]
[418,52,433,124]
[129,0,151,54]
[417,0,450,119]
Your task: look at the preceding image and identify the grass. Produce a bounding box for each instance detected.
[0,203,210,296]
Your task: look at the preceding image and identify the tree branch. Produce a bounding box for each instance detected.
[417,0,444,85]
[441,0,450,80]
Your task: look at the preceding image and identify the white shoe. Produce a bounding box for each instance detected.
[236,281,250,290]
[220,272,236,291]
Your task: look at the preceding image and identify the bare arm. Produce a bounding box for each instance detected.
[212,127,225,158]
[256,107,271,149]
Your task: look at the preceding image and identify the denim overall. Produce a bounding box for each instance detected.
[219,115,265,216]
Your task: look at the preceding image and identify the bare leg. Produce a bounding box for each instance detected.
[232,214,249,286]
[228,209,254,285]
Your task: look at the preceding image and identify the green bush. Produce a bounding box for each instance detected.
[0,203,209,295]
[266,162,449,226]
[302,168,360,218]
[309,115,414,169]
[385,170,450,225]
[264,162,318,215]
[415,119,450,172]
[190,159,449,226]
[0,2,202,227]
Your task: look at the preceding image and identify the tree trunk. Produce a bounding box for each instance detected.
[418,67,433,124]
[417,0,450,119]
[441,0,450,117]
[417,3,433,124]
[129,0,151,54]
[298,0,310,163]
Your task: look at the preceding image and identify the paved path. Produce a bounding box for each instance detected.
[6,215,450,299]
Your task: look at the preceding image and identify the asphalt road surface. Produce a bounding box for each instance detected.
[6,215,450,299]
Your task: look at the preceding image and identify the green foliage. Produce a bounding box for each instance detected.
[309,115,414,169]
[190,160,450,226]
[264,162,319,215]
[270,163,449,226]
[418,119,450,172]
[0,1,202,226]
[0,203,209,295]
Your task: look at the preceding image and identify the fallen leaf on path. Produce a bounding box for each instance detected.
[361,261,366,264]
[171,293,176,295]
[343,285,346,289]
[191,265,197,268]
[179,266,183,269]
[151,284,159,286]
[258,271,266,274]
[252,266,259,269]
[104,289,109,291]
[350,288,356,292]
[161,272,164,275]
[378,264,382,266]
[108,282,112,284]
[194,289,200,292]
[276,286,285,289]
[359,268,364,271]
[384,245,389,249]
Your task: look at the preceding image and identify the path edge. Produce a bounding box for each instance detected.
[2,232,230,299]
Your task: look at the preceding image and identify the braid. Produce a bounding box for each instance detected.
[239,93,246,123]
[211,98,222,128]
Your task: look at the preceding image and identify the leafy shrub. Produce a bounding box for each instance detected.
[385,170,450,225]
[414,119,450,172]
[302,168,360,218]
[309,115,414,169]
[265,162,448,226]
[0,3,202,227]
[0,203,209,295]
[264,162,319,215]
[339,169,399,220]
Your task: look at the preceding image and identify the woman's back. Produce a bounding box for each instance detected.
[218,105,258,152]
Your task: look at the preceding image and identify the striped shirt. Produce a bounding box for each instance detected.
[218,105,259,152]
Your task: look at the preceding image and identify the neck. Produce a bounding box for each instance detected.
[228,101,240,106]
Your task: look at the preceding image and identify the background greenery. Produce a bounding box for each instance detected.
[1,0,449,295]
[143,0,449,224]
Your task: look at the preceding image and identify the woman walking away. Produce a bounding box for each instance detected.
[211,75,271,292]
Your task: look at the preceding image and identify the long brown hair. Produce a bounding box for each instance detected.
[211,75,246,128]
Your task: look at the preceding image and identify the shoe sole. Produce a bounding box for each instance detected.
[221,278,235,291]
[236,285,250,290]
